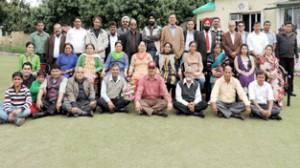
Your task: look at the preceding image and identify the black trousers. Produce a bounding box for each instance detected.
[279,58,295,92]
[41,98,59,115]
[173,100,208,115]
[97,98,130,112]
[36,53,45,63]
[166,83,176,99]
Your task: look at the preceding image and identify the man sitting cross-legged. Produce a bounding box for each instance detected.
[173,67,208,118]
[210,66,251,120]
[248,70,282,120]
[97,63,130,113]
[62,66,96,117]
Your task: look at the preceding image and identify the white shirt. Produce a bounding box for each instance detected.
[248,80,274,104]
[247,31,268,55]
[53,35,61,58]
[66,27,86,54]
[109,33,118,52]
[175,78,202,106]
[185,30,194,51]
[230,32,235,45]
[203,31,212,53]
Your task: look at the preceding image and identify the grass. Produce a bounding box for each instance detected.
[0,44,26,53]
[0,54,300,168]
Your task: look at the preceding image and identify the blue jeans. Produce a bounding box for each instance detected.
[147,50,158,65]
[0,106,31,122]
[195,78,205,90]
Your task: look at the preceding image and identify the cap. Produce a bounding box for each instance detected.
[148,61,157,68]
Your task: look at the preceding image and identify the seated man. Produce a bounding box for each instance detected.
[248,70,282,120]
[22,62,36,88]
[210,66,251,120]
[0,72,31,126]
[34,64,68,119]
[62,67,96,117]
[97,63,130,113]
[173,67,208,118]
[135,61,172,117]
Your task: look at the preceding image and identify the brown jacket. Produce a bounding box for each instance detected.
[160,25,184,59]
[45,34,66,64]
[222,31,242,63]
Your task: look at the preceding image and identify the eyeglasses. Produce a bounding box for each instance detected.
[148,67,156,69]
[123,21,129,23]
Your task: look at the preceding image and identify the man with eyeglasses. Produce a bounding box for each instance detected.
[62,66,96,117]
[237,21,248,44]
[117,16,130,36]
[135,61,172,117]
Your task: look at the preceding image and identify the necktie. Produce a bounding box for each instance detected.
[206,31,210,52]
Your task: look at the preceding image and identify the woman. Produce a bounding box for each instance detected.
[260,45,284,107]
[178,41,205,89]
[102,41,129,77]
[128,41,153,85]
[234,44,255,93]
[76,43,104,82]
[207,43,229,89]
[159,42,177,98]
[18,42,40,73]
[56,43,78,78]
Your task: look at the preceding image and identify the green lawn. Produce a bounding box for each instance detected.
[0,55,299,168]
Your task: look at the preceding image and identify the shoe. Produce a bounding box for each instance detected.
[231,114,245,120]
[0,118,5,125]
[291,92,296,97]
[217,112,224,118]
[119,107,129,113]
[249,113,254,118]
[269,115,282,120]
[66,112,73,117]
[194,111,205,118]
[157,110,168,117]
[32,112,47,119]
[15,118,25,127]
[80,111,93,117]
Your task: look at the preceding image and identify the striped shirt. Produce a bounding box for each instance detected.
[4,85,32,113]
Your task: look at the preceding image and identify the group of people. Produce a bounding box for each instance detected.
[1,13,299,126]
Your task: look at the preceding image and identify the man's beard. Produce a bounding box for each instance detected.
[149,21,155,26]
[204,26,210,31]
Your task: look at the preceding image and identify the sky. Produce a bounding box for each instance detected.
[25,0,42,7]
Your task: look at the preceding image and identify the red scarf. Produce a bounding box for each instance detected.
[136,52,147,60]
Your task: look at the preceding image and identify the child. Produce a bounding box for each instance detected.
[30,70,46,114]
[0,72,32,126]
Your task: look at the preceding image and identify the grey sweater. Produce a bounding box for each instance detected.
[276,32,299,59]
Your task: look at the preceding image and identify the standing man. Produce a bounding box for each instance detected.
[183,19,201,53]
[117,16,130,36]
[142,12,162,64]
[247,22,268,60]
[106,21,121,61]
[248,70,282,120]
[86,16,108,61]
[135,61,172,117]
[21,62,36,88]
[29,21,49,63]
[222,21,243,69]
[211,17,223,43]
[276,21,299,96]
[263,21,277,50]
[66,17,86,57]
[210,66,251,120]
[237,21,249,44]
[45,23,66,65]
[121,18,142,61]
[160,13,184,70]
[199,17,216,68]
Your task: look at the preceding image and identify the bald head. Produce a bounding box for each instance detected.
[53,23,62,36]
[228,20,236,32]
[223,66,233,81]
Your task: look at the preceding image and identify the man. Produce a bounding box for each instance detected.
[21,62,36,88]
[142,12,162,64]
[62,67,96,117]
[263,21,277,50]
[210,66,251,120]
[276,21,299,96]
[135,61,172,117]
[211,17,223,43]
[29,21,49,63]
[121,18,142,61]
[199,17,216,68]
[66,17,86,57]
[86,16,108,61]
[247,22,268,60]
[160,13,184,70]
[183,19,201,53]
[117,16,130,36]
[97,64,130,113]
[237,21,248,44]
[248,70,282,120]
[34,64,68,119]
[0,72,31,126]
[222,20,243,69]
[173,67,208,118]
[105,21,121,61]
[45,23,66,65]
